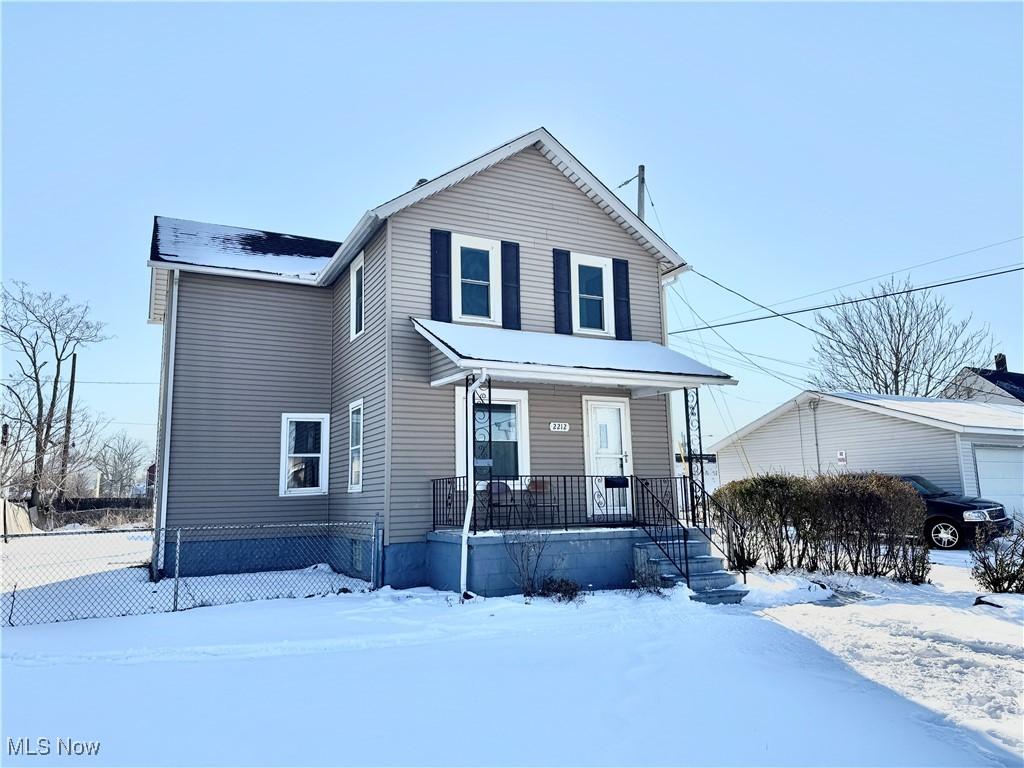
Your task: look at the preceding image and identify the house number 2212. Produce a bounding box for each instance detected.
[549,422,570,432]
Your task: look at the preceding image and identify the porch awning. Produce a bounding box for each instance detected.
[412,318,737,396]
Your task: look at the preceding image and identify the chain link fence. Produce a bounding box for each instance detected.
[1,520,380,627]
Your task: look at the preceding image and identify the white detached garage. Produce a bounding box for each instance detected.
[710,392,1024,520]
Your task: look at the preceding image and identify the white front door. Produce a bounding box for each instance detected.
[583,397,634,517]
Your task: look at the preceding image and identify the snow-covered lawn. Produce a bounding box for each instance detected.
[760,550,1024,759]
[2,552,1021,767]
[1,530,368,625]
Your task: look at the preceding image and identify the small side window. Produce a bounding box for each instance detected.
[348,399,364,492]
[279,414,330,496]
[350,252,364,340]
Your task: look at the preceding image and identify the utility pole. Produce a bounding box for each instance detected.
[637,164,646,222]
[57,351,77,501]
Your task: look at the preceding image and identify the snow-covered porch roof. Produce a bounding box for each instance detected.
[412,318,737,397]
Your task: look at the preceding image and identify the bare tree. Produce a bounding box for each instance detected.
[93,432,148,497]
[2,393,106,505]
[1,282,106,507]
[809,278,994,397]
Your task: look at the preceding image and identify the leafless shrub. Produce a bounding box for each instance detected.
[715,472,930,583]
[539,577,584,604]
[502,528,554,597]
[971,526,1024,594]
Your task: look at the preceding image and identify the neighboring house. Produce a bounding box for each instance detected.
[943,353,1024,404]
[711,391,1024,520]
[147,128,744,600]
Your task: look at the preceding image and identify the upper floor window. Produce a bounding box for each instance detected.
[570,253,614,336]
[451,233,502,326]
[279,413,330,496]
[350,252,364,340]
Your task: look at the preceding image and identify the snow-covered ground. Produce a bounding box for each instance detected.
[3,550,1022,767]
[761,550,1024,759]
[1,529,368,624]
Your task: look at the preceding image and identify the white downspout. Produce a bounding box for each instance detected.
[460,370,488,596]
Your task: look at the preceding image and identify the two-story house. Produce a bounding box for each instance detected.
[147,128,745,602]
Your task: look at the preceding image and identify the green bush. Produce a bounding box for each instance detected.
[713,472,929,583]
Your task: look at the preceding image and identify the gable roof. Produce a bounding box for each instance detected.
[148,128,683,293]
[315,127,684,285]
[962,367,1024,402]
[709,390,1024,453]
[150,217,340,283]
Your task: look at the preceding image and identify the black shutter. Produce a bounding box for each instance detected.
[430,229,452,322]
[501,241,521,330]
[553,249,572,334]
[612,258,632,340]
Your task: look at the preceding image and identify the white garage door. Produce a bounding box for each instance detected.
[974,446,1024,522]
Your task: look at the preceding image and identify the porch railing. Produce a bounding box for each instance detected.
[432,475,637,533]
[637,475,749,584]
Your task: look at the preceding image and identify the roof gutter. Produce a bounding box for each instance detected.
[316,211,381,286]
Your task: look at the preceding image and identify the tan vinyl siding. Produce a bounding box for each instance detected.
[165,272,333,527]
[390,147,665,341]
[717,398,963,492]
[328,228,388,524]
[385,149,671,542]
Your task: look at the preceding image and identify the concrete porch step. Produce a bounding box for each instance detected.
[659,569,738,592]
[692,588,748,605]
[647,554,724,576]
[633,539,711,559]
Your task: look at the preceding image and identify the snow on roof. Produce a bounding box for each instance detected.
[150,217,340,282]
[413,318,734,381]
[710,390,1024,453]
[829,391,1024,432]
[965,367,1024,402]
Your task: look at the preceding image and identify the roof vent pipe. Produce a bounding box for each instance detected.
[414,178,429,187]
[994,352,1008,372]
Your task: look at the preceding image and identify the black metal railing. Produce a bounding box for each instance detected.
[633,477,691,587]
[632,476,749,585]
[431,473,749,584]
[432,475,637,533]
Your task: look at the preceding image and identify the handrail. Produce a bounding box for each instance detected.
[633,477,691,589]
[689,475,749,584]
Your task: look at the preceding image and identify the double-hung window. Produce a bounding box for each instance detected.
[570,253,614,336]
[348,399,363,492]
[451,233,502,325]
[350,252,364,340]
[279,414,330,496]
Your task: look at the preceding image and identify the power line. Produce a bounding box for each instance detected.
[672,264,1004,400]
[707,235,1024,323]
[671,265,1023,334]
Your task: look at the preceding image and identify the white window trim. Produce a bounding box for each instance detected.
[570,252,615,337]
[455,387,531,487]
[279,413,330,497]
[348,399,364,493]
[349,251,365,341]
[451,232,502,326]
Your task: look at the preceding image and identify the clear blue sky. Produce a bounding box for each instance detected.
[3,2,1021,452]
